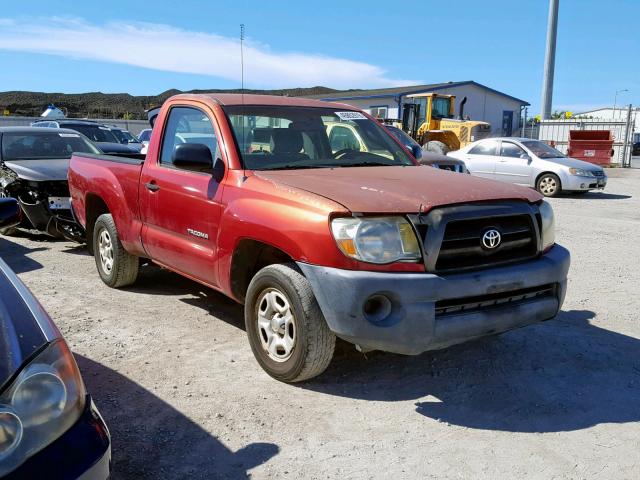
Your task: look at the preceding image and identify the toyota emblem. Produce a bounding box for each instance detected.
[482,229,501,249]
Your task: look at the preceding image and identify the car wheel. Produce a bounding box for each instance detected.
[423,140,450,155]
[93,213,139,288]
[245,263,336,383]
[536,173,561,197]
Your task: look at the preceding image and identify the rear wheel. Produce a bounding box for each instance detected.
[245,263,335,382]
[93,213,139,288]
[423,140,450,155]
[536,173,562,197]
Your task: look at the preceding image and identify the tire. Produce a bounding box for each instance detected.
[536,173,562,197]
[423,140,450,155]
[245,263,336,383]
[93,213,139,288]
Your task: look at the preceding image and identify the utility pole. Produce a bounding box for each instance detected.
[540,0,559,120]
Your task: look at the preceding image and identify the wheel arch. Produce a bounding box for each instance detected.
[84,193,110,254]
[229,238,295,303]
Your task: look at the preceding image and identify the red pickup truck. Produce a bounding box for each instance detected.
[68,94,570,382]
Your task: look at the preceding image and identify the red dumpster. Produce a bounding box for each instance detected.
[567,130,614,166]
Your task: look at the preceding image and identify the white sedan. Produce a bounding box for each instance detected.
[449,137,607,197]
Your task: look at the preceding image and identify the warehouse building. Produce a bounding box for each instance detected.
[306,81,529,137]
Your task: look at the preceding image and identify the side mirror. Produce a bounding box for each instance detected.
[172,143,213,172]
[212,158,225,183]
[521,153,532,162]
[411,144,423,160]
[0,197,21,229]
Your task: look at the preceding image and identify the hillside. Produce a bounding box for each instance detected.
[0,86,342,119]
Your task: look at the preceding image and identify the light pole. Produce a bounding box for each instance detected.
[613,89,628,119]
[540,0,559,120]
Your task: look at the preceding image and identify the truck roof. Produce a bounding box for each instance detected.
[169,93,357,110]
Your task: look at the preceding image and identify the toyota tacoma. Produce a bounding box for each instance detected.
[68,94,570,382]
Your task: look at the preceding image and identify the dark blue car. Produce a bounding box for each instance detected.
[0,198,110,479]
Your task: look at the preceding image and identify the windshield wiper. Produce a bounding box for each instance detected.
[336,161,397,167]
[260,164,332,171]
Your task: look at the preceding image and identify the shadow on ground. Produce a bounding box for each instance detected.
[125,264,245,330]
[0,235,48,273]
[303,310,640,433]
[86,262,640,435]
[76,355,279,480]
[560,192,632,200]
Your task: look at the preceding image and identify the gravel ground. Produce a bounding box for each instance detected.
[1,170,639,479]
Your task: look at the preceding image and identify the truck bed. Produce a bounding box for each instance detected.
[68,152,147,255]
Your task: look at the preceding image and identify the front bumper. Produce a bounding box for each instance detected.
[563,174,607,191]
[5,395,111,480]
[297,245,570,355]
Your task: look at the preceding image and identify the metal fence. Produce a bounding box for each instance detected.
[0,116,150,136]
[538,118,634,166]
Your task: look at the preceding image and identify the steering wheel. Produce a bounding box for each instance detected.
[332,148,358,159]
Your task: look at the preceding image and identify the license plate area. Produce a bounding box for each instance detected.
[48,196,71,210]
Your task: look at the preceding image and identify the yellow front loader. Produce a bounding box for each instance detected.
[401,93,491,154]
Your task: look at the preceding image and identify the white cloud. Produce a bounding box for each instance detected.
[0,17,416,89]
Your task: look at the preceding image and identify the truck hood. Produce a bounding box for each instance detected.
[255,165,541,213]
[3,159,69,182]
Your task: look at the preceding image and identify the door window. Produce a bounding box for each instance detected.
[468,140,499,156]
[160,107,218,167]
[500,142,527,158]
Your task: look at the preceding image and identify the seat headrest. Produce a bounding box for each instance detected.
[272,129,303,154]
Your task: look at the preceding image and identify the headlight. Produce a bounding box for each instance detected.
[539,200,555,252]
[331,216,421,264]
[569,167,594,177]
[0,340,85,476]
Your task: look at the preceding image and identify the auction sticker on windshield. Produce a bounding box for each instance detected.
[335,111,367,121]
[58,133,80,138]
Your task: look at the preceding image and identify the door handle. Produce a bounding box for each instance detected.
[145,181,160,192]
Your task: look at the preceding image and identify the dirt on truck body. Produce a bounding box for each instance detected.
[67,93,570,382]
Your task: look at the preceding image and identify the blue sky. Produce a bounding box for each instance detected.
[0,0,637,114]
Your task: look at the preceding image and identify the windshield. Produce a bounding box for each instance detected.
[138,129,152,142]
[1,131,100,160]
[522,140,566,159]
[223,106,415,170]
[431,97,453,119]
[65,124,119,143]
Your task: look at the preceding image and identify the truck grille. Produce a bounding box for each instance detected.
[435,284,556,316]
[408,201,542,274]
[435,214,537,272]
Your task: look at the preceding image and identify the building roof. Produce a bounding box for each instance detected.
[303,81,530,106]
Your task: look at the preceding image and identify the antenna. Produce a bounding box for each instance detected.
[240,24,247,179]
[240,24,245,98]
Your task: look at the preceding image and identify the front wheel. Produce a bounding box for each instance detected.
[536,173,562,197]
[93,213,139,288]
[245,263,336,382]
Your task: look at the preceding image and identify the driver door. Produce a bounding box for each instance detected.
[139,104,225,287]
